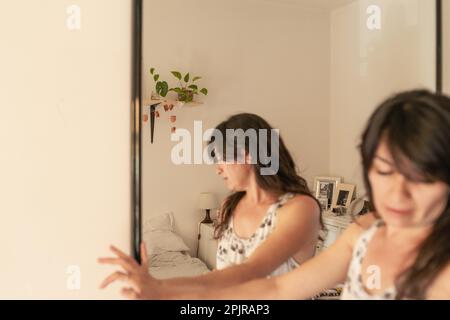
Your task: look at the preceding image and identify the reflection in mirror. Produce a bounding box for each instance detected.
[140,0,438,297]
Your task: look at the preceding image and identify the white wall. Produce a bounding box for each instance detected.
[329,0,436,195]
[0,0,133,298]
[142,0,330,255]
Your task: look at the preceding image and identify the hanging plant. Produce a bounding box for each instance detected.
[150,67,169,98]
[146,68,209,143]
[169,71,208,102]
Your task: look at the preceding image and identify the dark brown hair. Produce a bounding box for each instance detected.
[207,113,322,239]
[360,90,450,299]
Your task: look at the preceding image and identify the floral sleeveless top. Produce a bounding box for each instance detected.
[341,220,397,300]
[216,193,300,277]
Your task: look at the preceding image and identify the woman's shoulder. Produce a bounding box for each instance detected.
[275,194,321,227]
[281,193,320,214]
[427,263,450,299]
[352,212,379,229]
[340,212,380,249]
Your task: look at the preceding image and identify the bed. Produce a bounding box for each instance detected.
[149,251,210,279]
[143,212,210,279]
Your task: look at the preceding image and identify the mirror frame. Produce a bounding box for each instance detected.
[132,0,143,263]
[437,0,443,93]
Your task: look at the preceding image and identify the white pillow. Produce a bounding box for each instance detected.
[144,212,174,232]
[143,230,190,256]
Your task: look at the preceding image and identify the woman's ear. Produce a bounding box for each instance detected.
[244,150,252,164]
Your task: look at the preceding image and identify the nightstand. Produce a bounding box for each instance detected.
[197,222,218,270]
[316,211,353,254]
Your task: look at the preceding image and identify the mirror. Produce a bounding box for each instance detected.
[137,0,440,279]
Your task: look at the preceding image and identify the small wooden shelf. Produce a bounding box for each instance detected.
[143,99,203,108]
[143,99,204,144]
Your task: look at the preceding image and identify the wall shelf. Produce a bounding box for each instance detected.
[143,99,203,143]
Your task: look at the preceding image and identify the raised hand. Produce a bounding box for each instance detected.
[98,242,161,299]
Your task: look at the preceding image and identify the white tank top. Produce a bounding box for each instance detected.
[216,192,300,277]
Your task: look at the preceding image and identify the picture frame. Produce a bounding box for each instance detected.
[317,198,329,211]
[331,183,356,210]
[313,176,342,211]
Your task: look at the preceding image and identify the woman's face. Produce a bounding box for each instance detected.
[368,139,449,229]
[215,151,253,192]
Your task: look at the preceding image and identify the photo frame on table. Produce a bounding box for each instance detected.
[313,176,342,211]
[331,183,356,210]
[317,198,329,211]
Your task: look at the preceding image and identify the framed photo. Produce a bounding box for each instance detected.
[317,198,329,211]
[313,176,342,211]
[331,183,356,209]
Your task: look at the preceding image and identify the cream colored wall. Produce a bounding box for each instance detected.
[329,0,436,196]
[0,0,133,298]
[142,0,330,255]
[444,0,450,95]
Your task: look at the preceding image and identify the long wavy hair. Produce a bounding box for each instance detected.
[207,113,322,239]
[359,90,450,299]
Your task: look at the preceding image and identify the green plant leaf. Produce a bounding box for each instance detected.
[171,71,182,80]
[153,74,159,81]
[160,81,169,97]
[192,76,201,82]
[188,84,198,90]
[184,73,190,83]
[200,88,208,95]
[170,87,183,94]
[150,68,155,75]
[155,82,161,92]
